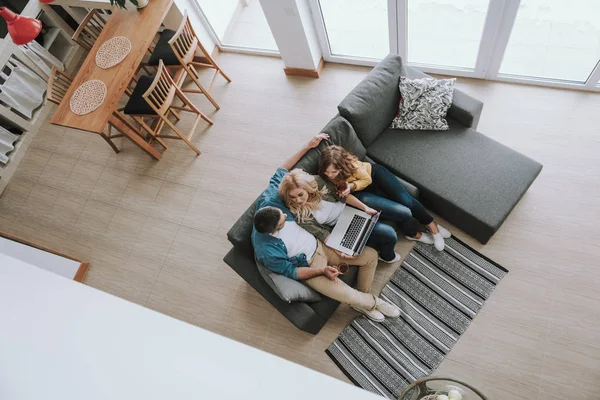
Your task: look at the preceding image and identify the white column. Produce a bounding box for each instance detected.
[260,0,323,74]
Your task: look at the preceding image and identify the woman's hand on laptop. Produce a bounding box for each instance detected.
[363,206,378,216]
[323,266,340,280]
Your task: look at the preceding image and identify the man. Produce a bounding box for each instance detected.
[252,134,400,322]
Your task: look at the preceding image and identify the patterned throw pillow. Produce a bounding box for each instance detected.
[390,76,455,130]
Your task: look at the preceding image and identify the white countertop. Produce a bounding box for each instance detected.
[0,254,378,400]
[0,236,81,279]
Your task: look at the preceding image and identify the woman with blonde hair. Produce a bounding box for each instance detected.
[279,168,401,263]
[318,145,450,251]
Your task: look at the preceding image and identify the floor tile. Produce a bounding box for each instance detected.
[182,190,229,235]
[131,217,180,263]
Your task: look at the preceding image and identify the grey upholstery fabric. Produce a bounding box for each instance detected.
[337,56,484,149]
[224,115,377,334]
[338,55,407,147]
[224,247,358,334]
[227,199,258,254]
[405,66,484,129]
[364,155,419,199]
[447,89,484,130]
[320,115,367,160]
[224,247,329,334]
[256,259,321,303]
[366,119,543,243]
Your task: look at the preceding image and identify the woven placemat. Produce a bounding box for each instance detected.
[70,80,107,115]
[96,36,132,69]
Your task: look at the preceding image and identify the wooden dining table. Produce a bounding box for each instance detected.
[50,0,175,160]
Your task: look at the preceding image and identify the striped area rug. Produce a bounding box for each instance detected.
[326,236,508,399]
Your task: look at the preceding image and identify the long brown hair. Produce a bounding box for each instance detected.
[319,145,359,183]
[279,169,328,223]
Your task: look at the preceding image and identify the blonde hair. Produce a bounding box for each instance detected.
[319,145,359,183]
[279,169,328,223]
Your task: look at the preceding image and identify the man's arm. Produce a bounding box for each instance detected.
[297,266,339,281]
[259,253,339,281]
[281,133,329,170]
[296,266,325,280]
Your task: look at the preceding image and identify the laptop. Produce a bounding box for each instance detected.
[327,205,381,256]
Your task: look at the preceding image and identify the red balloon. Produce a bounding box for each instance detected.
[39,0,55,3]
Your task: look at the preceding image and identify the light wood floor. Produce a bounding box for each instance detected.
[1,53,599,400]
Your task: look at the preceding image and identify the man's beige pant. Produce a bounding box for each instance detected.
[304,241,378,310]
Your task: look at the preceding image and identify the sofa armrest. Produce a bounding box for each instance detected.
[364,156,420,198]
[447,89,484,130]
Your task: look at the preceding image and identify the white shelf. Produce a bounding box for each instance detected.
[0,133,25,169]
[43,27,62,50]
[48,33,75,63]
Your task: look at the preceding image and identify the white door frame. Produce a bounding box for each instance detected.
[397,0,516,79]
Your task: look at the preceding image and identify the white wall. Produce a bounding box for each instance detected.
[259,0,322,70]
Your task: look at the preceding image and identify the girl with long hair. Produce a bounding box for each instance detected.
[319,145,450,251]
[279,169,401,263]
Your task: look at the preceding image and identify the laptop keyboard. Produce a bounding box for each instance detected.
[341,215,367,249]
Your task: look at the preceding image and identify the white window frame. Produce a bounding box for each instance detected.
[308,0,600,92]
[190,0,280,57]
[308,0,396,67]
[399,0,513,79]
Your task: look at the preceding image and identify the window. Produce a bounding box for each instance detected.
[407,0,490,70]
[195,0,277,52]
[315,0,390,60]
[499,0,600,82]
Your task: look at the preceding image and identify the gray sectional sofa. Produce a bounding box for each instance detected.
[224,55,542,334]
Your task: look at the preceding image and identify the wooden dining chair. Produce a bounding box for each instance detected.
[145,11,231,111]
[71,9,107,52]
[121,60,213,155]
[46,67,72,106]
[46,66,125,154]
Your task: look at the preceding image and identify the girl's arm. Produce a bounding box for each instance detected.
[282,133,329,170]
[348,163,373,192]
